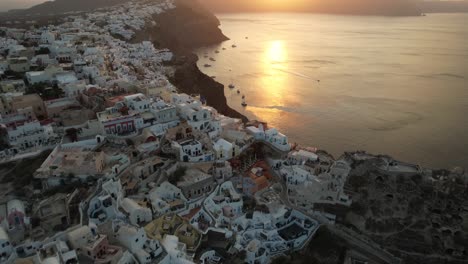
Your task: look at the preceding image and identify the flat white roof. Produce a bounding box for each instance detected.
[246,126,262,134]
[294,150,318,161]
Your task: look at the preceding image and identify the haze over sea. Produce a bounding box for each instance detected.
[196,13,468,169]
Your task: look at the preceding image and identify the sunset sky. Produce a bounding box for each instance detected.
[197,0,423,14]
[0,0,464,13]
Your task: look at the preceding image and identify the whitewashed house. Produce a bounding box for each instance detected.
[120,198,152,226]
[114,223,167,264]
[0,227,15,263]
[213,138,234,161]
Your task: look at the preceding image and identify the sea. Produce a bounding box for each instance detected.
[195,13,468,169]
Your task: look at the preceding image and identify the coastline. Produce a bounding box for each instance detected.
[0,2,465,264]
[144,2,466,172]
[133,0,248,123]
[185,12,468,171]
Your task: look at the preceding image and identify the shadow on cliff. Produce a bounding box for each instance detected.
[134,0,248,123]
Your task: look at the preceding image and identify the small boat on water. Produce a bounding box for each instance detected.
[204,64,212,68]
[209,57,216,62]
[241,98,247,107]
[228,84,235,89]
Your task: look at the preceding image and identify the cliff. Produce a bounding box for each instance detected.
[135,0,248,122]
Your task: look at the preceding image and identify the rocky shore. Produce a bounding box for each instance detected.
[133,0,248,123]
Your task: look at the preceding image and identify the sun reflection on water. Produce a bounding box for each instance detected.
[248,40,290,126]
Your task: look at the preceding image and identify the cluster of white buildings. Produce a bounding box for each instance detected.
[277,149,353,214]
[0,0,361,263]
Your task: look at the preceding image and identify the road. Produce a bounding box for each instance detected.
[266,161,401,264]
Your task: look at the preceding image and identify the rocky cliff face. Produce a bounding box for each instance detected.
[151,0,229,52]
[138,0,248,122]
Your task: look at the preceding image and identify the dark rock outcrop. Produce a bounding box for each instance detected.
[171,53,248,122]
[138,0,247,122]
[151,0,229,53]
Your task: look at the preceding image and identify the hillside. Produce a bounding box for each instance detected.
[2,0,127,17]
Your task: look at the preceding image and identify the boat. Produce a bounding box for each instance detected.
[241,98,247,107]
[228,84,235,89]
[204,64,212,68]
[209,57,216,62]
[232,44,237,48]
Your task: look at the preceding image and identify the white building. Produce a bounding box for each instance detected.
[124,94,151,112]
[66,226,93,248]
[150,98,177,124]
[0,227,15,263]
[88,194,120,225]
[120,198,152,226]
[54,72,78,87]
[1,117,54,149]
[25,71,51,85]
[246,125,290,151]
[264,128,290,152]
[203,181,242,227]
[161,235,194,264]
[148,181,188,215]
[213,138,234,161]
[281,159,352,209]
[245,239,268,264]
[40,31,55,44]
[114,223,167,264]
[172,139,214,163]
[288,150,319,165]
